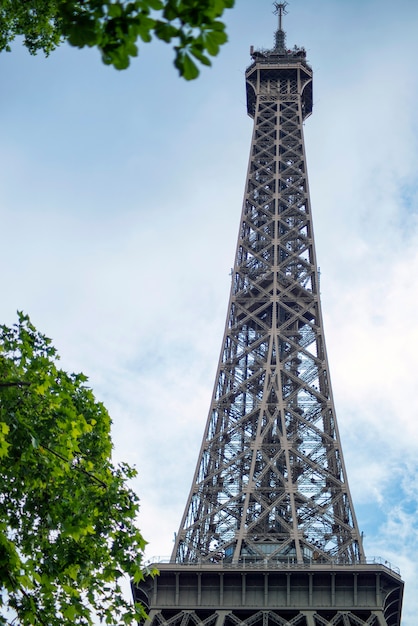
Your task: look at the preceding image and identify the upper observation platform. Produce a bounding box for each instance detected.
[245,3,313,119]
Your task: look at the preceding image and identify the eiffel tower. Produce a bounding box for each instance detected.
[134,4,404,625]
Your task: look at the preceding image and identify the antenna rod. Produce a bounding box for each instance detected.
[273,1,288,31]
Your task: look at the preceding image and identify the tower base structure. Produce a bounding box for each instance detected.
[134,561,403,626]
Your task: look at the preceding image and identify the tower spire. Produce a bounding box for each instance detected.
[273,1,288,51]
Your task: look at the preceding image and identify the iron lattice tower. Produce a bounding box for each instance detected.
[135,5,404,626]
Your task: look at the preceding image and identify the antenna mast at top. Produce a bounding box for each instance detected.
[273,2,288,51]
[273,1,288,31]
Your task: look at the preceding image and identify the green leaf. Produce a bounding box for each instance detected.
[147,0,164,9]
[154,20,179,43]
[181,52,200,80]
[204,30,227,56]
[66,18,97,48]
[107,3,123,18]
[190,46,212,67]
[62,604,77,620]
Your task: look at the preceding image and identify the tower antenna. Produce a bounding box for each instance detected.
[273,1,288,31]
[273,2,288,51]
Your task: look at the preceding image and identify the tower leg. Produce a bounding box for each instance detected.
[215,611,230,626]
[301,612,315,626]
[372,611,389,626]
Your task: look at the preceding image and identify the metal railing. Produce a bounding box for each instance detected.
[144,555,400,577]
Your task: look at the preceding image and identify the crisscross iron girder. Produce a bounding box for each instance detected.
[172,56,363,567]
[146,610,385,626]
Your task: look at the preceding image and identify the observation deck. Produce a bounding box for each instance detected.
[136,558,403,626]
[245,45,313,119]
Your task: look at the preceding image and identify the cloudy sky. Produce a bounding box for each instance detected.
[1,0,418,623]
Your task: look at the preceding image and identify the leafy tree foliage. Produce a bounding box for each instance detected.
[0,313,150,625]
[0,0,235,77]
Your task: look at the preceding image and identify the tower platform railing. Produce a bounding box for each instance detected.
[144,556,401,578]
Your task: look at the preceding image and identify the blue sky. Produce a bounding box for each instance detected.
[1,0,418,623]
